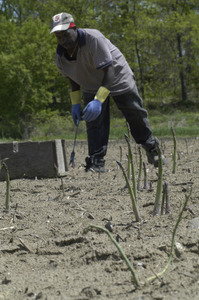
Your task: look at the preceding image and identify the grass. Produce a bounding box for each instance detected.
[152,126,199,137]
[109,110,199,139]
[148,110,199,137]
[0,110,198,143]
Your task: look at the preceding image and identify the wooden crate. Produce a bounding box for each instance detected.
[0,139,68,180]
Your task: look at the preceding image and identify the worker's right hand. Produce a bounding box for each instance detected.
[72,103,81,126]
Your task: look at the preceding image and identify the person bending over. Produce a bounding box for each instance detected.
[50,12,166,172]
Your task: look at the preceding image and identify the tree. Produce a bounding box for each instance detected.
[0,0,199,138]
[0,15,57,137]
[152,0,199,103]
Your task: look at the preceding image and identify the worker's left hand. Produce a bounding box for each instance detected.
[82,99,102,122]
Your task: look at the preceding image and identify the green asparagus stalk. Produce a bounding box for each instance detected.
[87,224,140,288]
[119,146,122,162]
[165,181,170,214]
[143,162,148,190]
[1,161,10,211]
[126,121,131,138]
[146,188,192,284]
[171,126,177,174]
[126,123,131,180]
[161,181,170,215]
[116,160,141,222]
[153,143,163,215]
[161,182,166,215]
[124,134,137,200]
[137,145,142,191]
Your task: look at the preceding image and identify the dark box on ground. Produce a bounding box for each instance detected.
[0,140,68,180]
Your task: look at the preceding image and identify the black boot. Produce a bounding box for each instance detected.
[85,156,105,173]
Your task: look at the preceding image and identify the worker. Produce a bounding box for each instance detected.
[50,12,165,172]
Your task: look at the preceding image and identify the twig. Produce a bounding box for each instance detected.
[184,206,195,216]
[0,226,15,231]
[149,267,164,283]
[18,238,32,253]
[70,191,81,197]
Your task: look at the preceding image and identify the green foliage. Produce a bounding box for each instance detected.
[0,0,199,139]
[29,110,73,140]
[0,15,58,137]
[29,110,87,141]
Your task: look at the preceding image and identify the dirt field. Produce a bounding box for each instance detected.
[0,138,199,300]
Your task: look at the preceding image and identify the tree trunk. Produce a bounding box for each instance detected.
[135,41,145,99]
[177,33,188,102]
[132,2,145,100]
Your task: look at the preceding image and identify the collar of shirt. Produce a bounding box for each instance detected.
[57,29,85,56]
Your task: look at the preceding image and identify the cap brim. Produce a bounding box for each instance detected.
[50,23,70,34]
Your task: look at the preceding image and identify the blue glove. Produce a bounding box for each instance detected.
[82,99,102,122]
[72,103,81,126]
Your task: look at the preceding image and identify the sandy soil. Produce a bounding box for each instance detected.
[0,138,199,300]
